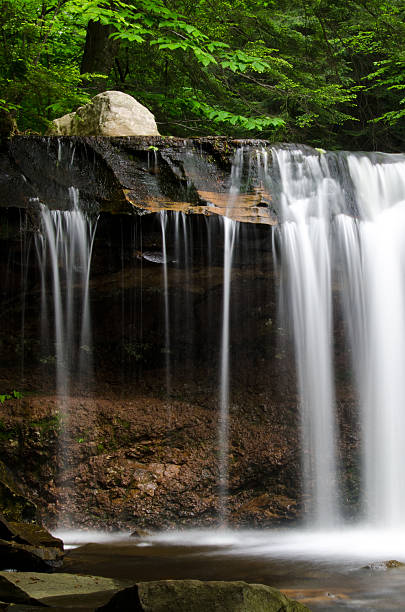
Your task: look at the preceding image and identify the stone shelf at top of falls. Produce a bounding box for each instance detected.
[0,135,278,225]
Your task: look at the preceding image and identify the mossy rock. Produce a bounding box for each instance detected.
[0,460,36,522]
[363,559,405,571]
[8,522,63,550]
[0,515,63,572]
[98,580,310,611]
[0,575,39,606]
[0,572,129,608]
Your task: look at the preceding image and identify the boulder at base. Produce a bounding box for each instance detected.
[7,521,63,550]
[0,572,129,608]
[49,91,160,137]
[0,538,64,571]
[97,579,310,612]
[0,514,63,571]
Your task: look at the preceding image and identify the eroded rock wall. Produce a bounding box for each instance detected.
[0,210,300,530]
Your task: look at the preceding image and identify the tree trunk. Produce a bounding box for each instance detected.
[80,20,120,92]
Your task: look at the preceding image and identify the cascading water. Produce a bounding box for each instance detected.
[34,186,98,524]
[160,210,171,397]
[340,153,405,527]
[218,150,242,523]
[151,146,405,532]
[18,208,35,386]
[35,187,98,399]
[271,146,405,529]
[272,148,340,527]
[180,213,193,370]
[5,135,405,561]
[218,215,238,523]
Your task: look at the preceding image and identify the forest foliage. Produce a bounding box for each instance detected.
[0,0,404,150]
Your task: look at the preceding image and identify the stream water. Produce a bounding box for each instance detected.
[57,528,405,610]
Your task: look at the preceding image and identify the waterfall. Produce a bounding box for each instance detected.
[218,150,242,523]
[35,187,98,397]
[341,153,405,527]
[7,138,405,535]
[218,216,238,523]
[272,148,340,526]
[18,208,34,386]
[181,213,194,370]
[272,146,405,528]
[160,210,171,396]
[35,187,97,523]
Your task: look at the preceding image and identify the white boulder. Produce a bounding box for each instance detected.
[49,91,159,136]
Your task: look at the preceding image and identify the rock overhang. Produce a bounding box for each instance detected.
[0,136,278,225]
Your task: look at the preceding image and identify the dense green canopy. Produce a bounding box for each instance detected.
[1,0,404,149]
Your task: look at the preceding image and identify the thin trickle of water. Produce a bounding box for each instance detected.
[218,149,243,523]
[271,225,278,270]
[70,143,76,167]
[35,187,97,525]
[160,210,171,396]
[174,212,180,264]
[35,188,98,397]
[229,147,244,195]
[138,219,144,348]
[18,210,33,387]
[181,213,193,369]
[218,216,238,523]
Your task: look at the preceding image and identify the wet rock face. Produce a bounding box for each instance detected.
[0,460,36,523]
[0,395,299,531]
[49,91,160,137]
[0,210,301,530]
[1,136,277,224]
